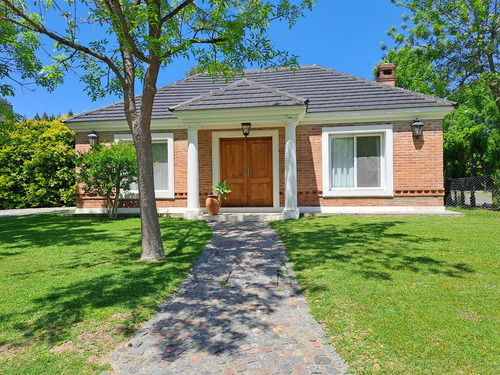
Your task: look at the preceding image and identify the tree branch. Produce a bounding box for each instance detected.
[160,0,194,25]
[103,0,152,63]
[0,0,126,85]
[162,37,226,59]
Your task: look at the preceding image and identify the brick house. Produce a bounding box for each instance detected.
[64,64,456,219]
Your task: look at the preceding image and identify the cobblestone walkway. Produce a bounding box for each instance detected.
[106,223,348,374]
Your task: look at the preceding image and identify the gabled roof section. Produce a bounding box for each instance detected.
[64,65,456,123]
[170,78,308,111]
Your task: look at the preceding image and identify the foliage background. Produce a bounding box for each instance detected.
[0,117,75,209]
[380,0,500,180]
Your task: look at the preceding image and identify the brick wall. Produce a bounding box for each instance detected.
[75,119,444,210]
[75,130,188,209]
[296,120,444,207]
[198,129,213,206]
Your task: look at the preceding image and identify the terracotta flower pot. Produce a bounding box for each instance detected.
[206,195,221,215]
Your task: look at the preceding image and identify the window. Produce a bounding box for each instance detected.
[114,133,174,199]
[322,125,393,197]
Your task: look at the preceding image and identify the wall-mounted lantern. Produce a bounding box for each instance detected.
[87,130,99,146]
[412,118,424,138]
[241,122,252,137]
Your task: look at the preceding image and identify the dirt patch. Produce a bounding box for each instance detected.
[77,313,138,365]
[459,312,481,322]
[49,341,81,354]
[47,313,138,366]
[0,340,31,359]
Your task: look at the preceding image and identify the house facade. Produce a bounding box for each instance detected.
[64,64,455,219]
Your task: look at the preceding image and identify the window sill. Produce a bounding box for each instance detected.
[120,191,175,200]
[323,189,394,198]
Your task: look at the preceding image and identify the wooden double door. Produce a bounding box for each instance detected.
[220,137,273,207]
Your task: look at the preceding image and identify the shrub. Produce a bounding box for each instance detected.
[76,141,137,219]
[0,117,75,209]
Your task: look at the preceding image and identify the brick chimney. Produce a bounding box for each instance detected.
[376,63,397,86]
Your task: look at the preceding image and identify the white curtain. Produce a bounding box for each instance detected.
[152,143,169,191]
[127,142,169,192]
[330,137,354,188]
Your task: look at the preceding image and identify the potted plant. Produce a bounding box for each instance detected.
[206,181,231,215]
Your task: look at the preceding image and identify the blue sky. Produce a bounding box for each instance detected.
[9,1,406,119]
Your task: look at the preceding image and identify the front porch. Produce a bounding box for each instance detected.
[178,117,304,222]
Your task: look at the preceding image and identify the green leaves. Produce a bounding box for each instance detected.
[76,141,137,219]
[0,117,76,209]
[388,0,500,90]
[444,79,500,177]
[1,0,316,99]
[212,180,231,200]
[0,16,43,97]
[382,0,500,179]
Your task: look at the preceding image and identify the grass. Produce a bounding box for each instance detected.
[0,214,211,375]
[270,209,500,375]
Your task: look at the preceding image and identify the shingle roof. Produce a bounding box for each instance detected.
[64,65,455,123]
[170,78,308,111]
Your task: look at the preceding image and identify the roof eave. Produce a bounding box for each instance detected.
[172,104,308,125]
[64,118,183,132]
[300,106,455,125]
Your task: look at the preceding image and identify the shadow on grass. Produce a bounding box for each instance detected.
[0,214,211,347]
[0,214,128,250]
[271,217,475,281]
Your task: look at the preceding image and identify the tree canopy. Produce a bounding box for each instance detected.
[387,0,500,116]
[0,17,43,97]
[382,0,500,179]
[0,0,317,260]
[0,0,316,100]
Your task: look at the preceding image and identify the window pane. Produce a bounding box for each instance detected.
[356,136,381,187]
[331,137,354,188]
[153,142,169,190]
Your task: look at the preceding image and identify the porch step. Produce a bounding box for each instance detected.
[200,213,283,222]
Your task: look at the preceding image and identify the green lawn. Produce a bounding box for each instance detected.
[0,214,211,375]
[270,210,500,375]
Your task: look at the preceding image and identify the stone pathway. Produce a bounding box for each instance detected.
[106,223,348,374]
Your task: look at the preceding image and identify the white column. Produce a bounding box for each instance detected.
[185,123,200,220]
[283,122,300,220]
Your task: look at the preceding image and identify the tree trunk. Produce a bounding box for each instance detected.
[113,181,121,220]
[134,60,165,260]
[459,179,465,206]
[117,43,165,260]
[470,161,476,207]
[107,193,113,220]
[133,124,165,260]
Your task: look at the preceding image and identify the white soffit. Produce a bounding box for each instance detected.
[65,106,453,133]
[300,106,454,125]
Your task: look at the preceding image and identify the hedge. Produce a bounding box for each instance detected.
[0,117,75,209]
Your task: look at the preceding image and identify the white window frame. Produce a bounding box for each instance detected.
[322,125,393,197]
[114,133,175,199]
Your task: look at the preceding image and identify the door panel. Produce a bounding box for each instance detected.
[220,137,273,207]
[247,139,273,206]
[220,139,247,207]
[223,142,246,178]
[248,180,273,206]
